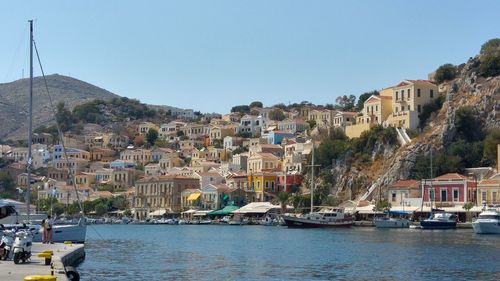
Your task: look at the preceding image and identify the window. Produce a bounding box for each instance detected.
[391,193,396,202]
[493,192,498,204]
[418,105,421,113]
[408,89,411,99]
[482,191,487,203]
[430,90,434,98]
[429,189,435,201]
[453,189,459,202]
[417,89,421,97]
[407,105,410,111]
[401,90,405,98]
[395,92,398,100]
[441,189,447,202]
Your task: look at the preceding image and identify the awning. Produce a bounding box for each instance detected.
[208,205,240,216]
[187,192,201,201]
[148,209,167,217]
[193,210,213,216]
[232,202,291,214]
[181,209,197,214]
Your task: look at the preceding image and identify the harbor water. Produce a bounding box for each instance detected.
[78,225,500,280]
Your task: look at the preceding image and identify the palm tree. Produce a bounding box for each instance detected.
[277,192,290,213]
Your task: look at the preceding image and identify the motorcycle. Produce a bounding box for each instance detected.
[12,229,33,264]
[0,229,16,260]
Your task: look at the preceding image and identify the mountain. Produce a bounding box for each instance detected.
[0,74,119,140]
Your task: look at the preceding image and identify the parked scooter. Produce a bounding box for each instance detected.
[0,229,16,260]
[12,229,33,264]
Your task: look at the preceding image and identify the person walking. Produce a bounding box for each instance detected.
[47,215,54,244]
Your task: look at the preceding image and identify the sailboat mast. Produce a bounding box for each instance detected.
[311,142,314,213]
[26,20,34,220]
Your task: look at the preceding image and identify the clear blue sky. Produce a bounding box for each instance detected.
[1,1,499,113]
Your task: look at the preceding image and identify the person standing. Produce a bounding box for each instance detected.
[41,219,47,243]
[47,215,54,244]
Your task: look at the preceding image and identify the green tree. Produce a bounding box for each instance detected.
[434,64,457,83]
[56,102,74,132]
[0,171,14,193]
[373,200,391,212]
[335,95,356,111]
[480,38,500,54]
[455,107,483,142]
[95,203,108,216]
[306,120,316,129]
[146,128,159,146]
[483,129,500,164]
[419,95,445,128]
[277,192,290,213]
[356,90,379,111]
[110,196,129,210]
[269,109,286,121]
[479,38,500,77]
[231,105,251,115]
[249,101,263,108]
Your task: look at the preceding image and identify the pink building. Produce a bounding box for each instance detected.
[422,173,477,205]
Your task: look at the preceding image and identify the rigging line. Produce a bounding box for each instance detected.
[33,39,84,214]
[2,25,27,82]
[90,224,105,240]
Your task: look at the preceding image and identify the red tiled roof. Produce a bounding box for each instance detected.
[433,173,470,181]
[479,179,500,185]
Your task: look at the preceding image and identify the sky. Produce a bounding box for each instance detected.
[1,1,499,113]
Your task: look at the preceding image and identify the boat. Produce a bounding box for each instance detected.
[0,200,87,243]
[282,207,353,228]
[472,209,500,234]
[281,141,353,228]
[374,210,411,228]
[420,210,457,229]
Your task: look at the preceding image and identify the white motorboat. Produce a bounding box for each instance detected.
[374,210,411,228]
[282,207,353,228]
[472,209,500,234]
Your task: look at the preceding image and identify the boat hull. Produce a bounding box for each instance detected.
[472,221,500,234]
[33,224,87,243]
[374,218,410,228]
[282,216,353,228]
[420,221,456,229]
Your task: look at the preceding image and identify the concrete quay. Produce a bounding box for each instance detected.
[0,242,85,281]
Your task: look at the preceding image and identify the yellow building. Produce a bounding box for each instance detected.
[75,172,95,188]
[477,178,500,205]
[138,122,159,136]
[345,91,392,138]
[247,152,281,173]
[247,172,278,202]
[385,80,438,129]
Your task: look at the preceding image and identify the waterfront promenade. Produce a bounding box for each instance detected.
[0,243,84,281]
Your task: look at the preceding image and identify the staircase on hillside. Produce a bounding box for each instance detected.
[395,127,411,146]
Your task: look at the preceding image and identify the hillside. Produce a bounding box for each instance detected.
[321,54,500,203]
[0,74,119,140]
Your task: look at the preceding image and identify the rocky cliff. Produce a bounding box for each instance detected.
[328,55,499,201]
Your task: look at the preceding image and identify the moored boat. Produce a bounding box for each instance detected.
[472,209,500,234]
[374,210,411,228]
[420,210,457,229]
[282,207,353,228]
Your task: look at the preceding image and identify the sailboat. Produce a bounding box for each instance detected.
[281,141,353,228]
[1,21,86,243]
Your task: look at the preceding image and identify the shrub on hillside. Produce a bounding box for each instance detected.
[479,38,500,77]
[418,95,445,129]
[434,64,457,83]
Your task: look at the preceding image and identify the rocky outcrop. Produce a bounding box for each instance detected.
[331,56,499,201]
